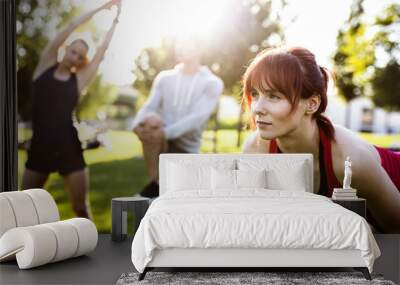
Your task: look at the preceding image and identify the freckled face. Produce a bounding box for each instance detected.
[250,84,307,140]
[62,41,88,69]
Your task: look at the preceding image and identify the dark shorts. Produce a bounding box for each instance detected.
[165,140,190,153]
[25,142,86,175]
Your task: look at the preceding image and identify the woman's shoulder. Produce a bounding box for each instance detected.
[242,131,271,153]
[332,124,379,156]
[331,124,381,175]
[33,63,58,82]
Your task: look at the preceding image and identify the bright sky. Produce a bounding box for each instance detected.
[74,0,396,86]
[281,0,396,70]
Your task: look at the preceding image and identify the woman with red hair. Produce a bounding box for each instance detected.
[242,46,400,233]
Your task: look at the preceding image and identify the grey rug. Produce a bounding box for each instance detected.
[116,271,396,285]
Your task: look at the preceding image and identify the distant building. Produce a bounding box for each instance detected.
[325,95,400,134]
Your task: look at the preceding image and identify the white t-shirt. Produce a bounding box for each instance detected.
[132,64,224,153]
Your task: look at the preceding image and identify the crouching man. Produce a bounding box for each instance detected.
[132,39,224,198]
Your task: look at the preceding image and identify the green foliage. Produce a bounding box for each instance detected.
[372,60,400,111]
[133,0,285,98]
[370,4,400,111]
[333,0,375,101]
[77,75,118,120]
[333,1,400,111]
[133,38,177,96]
[202,0,283,94]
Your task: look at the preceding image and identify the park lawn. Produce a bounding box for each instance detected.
[358,133,400,148]
[17,130,247,233]
[18,130,400,233]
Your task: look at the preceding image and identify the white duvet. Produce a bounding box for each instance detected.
[131,190,380,273]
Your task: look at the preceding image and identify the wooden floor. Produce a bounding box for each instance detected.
[0,234,398,285]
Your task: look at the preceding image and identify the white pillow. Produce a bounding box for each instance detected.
[211,169,268,191]
[236,169,267,189]
[167,162,211,191]
[211,168,236,190]
[237,159,308,192]
[266,162,307,191]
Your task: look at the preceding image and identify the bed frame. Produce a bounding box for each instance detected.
[138,154,372,281]
[140,248,371,280]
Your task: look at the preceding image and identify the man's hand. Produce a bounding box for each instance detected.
[133,122,165,144]
[104,0,121,10]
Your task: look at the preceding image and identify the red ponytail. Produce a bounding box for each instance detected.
[316,114,335,141]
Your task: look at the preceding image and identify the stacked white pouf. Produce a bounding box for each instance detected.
[0,189,98,269]
[332,188,358,200]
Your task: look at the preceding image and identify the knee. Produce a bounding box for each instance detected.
[143,114,163,129]
[139,133,165,150]
[134,116,163,139]
[142,130,164,145]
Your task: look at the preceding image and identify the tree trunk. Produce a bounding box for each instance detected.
[237,109,243,148]
[345,101,352,129]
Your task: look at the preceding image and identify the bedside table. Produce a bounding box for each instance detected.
[111,197,150,242]
[331,198,366,218]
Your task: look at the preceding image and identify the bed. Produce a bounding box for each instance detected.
[131,154,381,280]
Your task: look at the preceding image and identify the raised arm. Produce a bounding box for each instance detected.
[33,0,119,80]
[76,1,121,92]
[352,149,400,233]
[333,126,400,233]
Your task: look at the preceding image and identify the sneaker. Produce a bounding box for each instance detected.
[139,181,159,198]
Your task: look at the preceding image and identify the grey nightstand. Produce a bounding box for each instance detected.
[331,198,366,218]
[111,197,150,242]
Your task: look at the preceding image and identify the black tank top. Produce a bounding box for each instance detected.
[31,64,80,150]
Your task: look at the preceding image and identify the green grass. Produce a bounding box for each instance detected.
[358,133,400,148]
[18,129,400,233]
[17,130,249,233]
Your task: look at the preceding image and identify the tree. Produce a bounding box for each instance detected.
[133,38,177,98]
[133,0,284,96]
[333,1,400,120]
[332,0,376,127]
[77,74,118,120]
[372,61,400,111]
[333,0,376,101]
[371,4,400,111]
